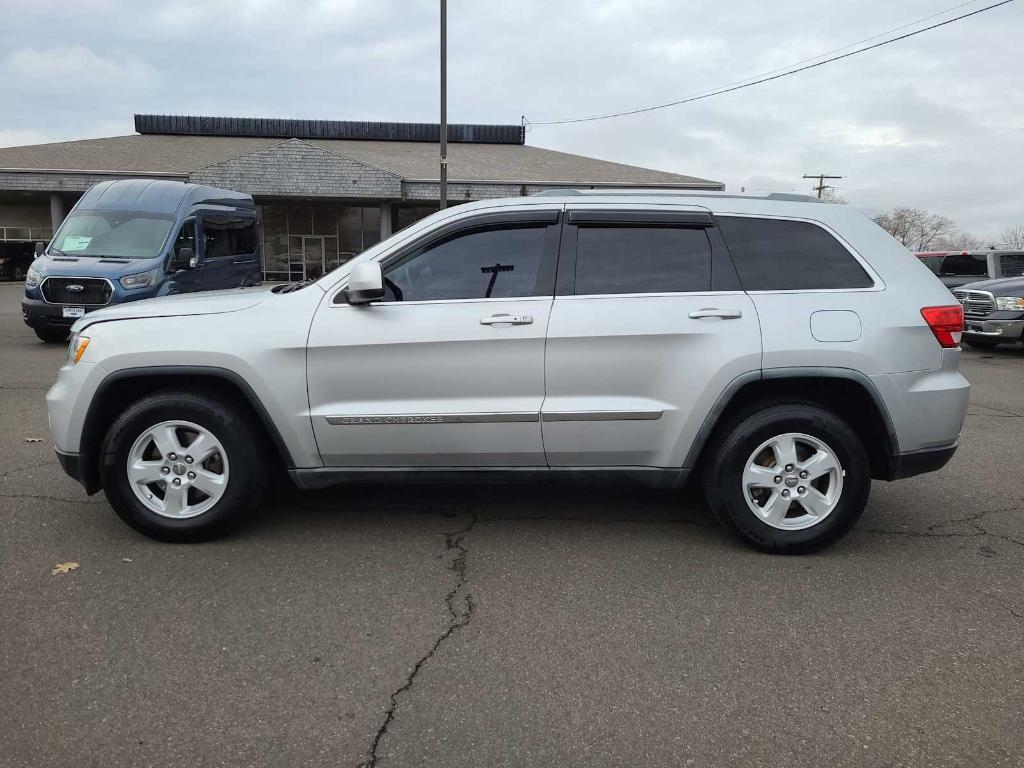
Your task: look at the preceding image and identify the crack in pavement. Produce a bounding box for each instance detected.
[359,510,478,768]
[856,504,1024,548]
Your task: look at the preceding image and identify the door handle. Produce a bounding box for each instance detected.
[480,314,533,326]
[688,308,743,320]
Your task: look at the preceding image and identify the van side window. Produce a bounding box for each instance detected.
[383,224,546,302]
[202,216,258,259]
[573,225,712,295]
[717,216,873,291]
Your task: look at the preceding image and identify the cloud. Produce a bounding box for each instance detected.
[0,0,1019,236]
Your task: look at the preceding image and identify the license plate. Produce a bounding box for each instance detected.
[62,306,85,319]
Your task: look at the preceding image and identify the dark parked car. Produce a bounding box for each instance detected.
[952,277,1024,348]
[23,179,261,342]
[0,241,36,281]
[916,249,1024,289]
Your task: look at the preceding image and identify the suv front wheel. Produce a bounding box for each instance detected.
[100,389,268,541]
[704,402,871,554]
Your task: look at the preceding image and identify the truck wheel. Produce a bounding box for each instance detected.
[100,389,268,542]
[703,402,871,554]
[964,339,999,350]
[34,327,68,343]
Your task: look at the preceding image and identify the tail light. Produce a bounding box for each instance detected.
[921,305,964,348]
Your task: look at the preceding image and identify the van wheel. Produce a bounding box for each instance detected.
[100,389,268,542]
[34,327,68,343]
[703,402,870,554]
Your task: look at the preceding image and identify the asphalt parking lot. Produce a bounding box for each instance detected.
[1,281,1022,768]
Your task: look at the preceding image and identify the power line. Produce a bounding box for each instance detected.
[527,0,1015,126]
[629,0,987,108]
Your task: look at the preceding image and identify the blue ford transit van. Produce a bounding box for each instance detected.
[22,179,260,342]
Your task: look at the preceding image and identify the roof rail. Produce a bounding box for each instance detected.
[530,188,821,202]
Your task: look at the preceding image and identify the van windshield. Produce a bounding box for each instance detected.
[50,210,175,259]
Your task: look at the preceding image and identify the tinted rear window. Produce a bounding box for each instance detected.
[574,226,712,295]
[718,216,873,291]
[938,253,987,277]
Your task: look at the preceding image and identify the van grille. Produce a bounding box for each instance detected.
[952,289,995,316]
[41,277,112,306]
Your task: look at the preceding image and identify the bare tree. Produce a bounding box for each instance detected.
[874,207,957,251]
[934,230,983,250]
[999,224,1024,249]
[820,188,847,204]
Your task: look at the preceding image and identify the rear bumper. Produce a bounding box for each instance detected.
[889,442,958,480]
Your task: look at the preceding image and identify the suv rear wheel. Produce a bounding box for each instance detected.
[100,389,268,541]
[704,401,870,554]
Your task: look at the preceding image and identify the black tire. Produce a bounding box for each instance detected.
[703,401,871,554]
[964,339,999,350]
[34,327,68,343]
[100,389,268,542]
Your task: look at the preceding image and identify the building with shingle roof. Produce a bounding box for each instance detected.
[0,114,722,280]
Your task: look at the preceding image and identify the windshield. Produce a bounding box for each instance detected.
[50,210,175,259]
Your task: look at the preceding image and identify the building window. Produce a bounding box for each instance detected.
[259,203,384,281]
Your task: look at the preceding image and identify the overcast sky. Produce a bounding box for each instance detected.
[2,0,1021,238]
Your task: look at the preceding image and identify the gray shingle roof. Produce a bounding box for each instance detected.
[0,133,720,187]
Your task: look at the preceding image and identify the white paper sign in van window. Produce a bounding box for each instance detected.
[63,236,92,251]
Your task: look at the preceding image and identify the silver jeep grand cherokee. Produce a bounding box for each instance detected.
[47,191,969,553]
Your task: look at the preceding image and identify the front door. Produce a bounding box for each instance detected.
[542,207,762,468]
[306,208,562,467]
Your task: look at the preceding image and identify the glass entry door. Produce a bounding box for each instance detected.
[302,236,325,280]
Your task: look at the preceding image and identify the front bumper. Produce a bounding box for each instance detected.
[962,316,1024,341]
[22,297,103,331]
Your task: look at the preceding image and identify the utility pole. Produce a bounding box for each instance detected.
[439,0,448,210]
[802,173,843,198]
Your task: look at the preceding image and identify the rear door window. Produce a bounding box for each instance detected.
[999,253,1024,277]
[718,216,873,291]
[573,225,712,295]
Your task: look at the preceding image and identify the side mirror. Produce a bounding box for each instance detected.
[34,242,44,257]
[173,247,195,271]
[343,261,385,305]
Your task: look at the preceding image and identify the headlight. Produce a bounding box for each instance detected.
[995,296,1024,311]
[120,267,158,289]
[67,334,91,365]
[25,265,41,288]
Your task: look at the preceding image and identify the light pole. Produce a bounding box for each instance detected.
[439,0,448,210]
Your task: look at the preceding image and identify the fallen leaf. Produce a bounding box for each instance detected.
[52,562,79,575]
[24,438,43,443]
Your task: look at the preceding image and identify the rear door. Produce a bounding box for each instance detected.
[541,206,761,468]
